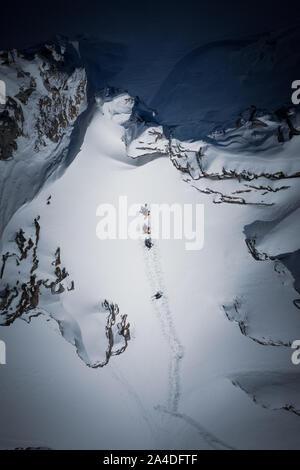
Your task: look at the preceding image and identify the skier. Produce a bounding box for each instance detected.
[152,291,163,300]
[145,238,153,249]
[143,224,151,234]
[140,204,150,217]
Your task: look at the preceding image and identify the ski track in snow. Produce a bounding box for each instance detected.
[155,406,235,450]
[110,363,159,447]
[141,230,184,413]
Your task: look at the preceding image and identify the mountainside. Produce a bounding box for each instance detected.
[0,28,300,450]
[0,40,88,241]
[151,27,300,139]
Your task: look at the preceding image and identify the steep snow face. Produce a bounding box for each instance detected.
[124,92,300,347]
[0,94,134,367]
[1,28,300,449]
[0,42,87,240]
[1,91,300,450]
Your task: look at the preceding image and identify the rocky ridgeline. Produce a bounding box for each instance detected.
[0,41,88,239]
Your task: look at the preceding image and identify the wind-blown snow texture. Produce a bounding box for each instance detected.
[0,29,300,449]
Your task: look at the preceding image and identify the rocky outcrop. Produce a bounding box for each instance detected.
[231,371,300,418]
[222,298,291,347]
[0,216,74,326]
[0,41,88,240]
[89,300,131,369]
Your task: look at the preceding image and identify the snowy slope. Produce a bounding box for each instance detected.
[0,91,300,449]
[0,93,234,449]
[0,28,300,450]
[231,371,300,417]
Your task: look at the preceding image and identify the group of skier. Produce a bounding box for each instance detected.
[140,203,162,301]
[140,203,153,248]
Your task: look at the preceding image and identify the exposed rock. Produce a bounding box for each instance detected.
[0,216,73,326]
[0,40,88,240]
